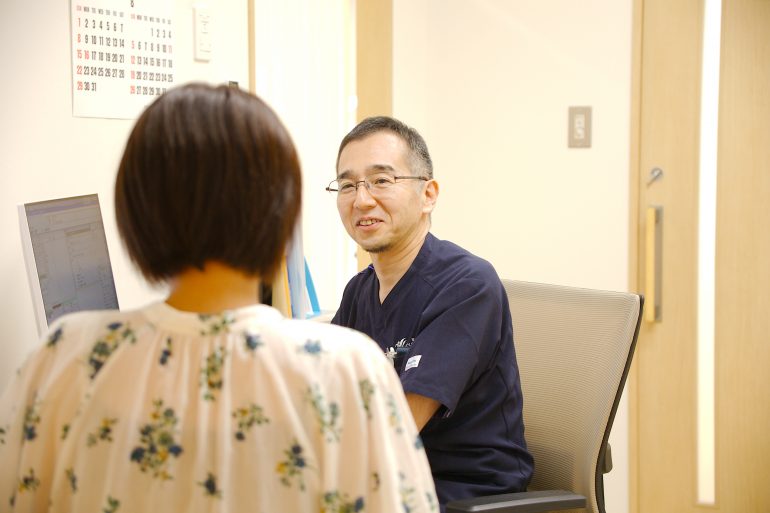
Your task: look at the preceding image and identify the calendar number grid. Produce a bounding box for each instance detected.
[71,0,175,119]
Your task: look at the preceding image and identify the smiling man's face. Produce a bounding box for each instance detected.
[336,131,434,255]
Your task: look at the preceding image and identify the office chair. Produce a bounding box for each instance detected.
[446,280,643,513]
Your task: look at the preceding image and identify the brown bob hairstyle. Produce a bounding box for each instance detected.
[115,83,301,283]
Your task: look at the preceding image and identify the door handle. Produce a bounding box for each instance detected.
[645,206,663,322]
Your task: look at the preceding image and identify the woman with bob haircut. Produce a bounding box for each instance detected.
[0,83,437,513]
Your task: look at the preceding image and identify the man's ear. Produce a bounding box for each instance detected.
[422,179,439,214]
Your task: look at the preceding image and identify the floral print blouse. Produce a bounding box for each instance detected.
[0,302,438,512]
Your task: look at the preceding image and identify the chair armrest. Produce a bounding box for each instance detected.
[602,442,613,473]
[446,489,587,513]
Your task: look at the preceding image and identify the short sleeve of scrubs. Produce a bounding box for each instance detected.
[398,276,503,415]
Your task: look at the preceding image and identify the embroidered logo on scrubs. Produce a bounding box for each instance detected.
[385,338,415,370]
[405,355,422,371]
[395,338,411,349]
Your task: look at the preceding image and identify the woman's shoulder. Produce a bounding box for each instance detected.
[41,308,149,349]
[262,317,386,366]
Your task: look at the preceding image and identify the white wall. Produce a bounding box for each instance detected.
[0,0,250,390]
[250,0,358,314]
[393,1,632,511]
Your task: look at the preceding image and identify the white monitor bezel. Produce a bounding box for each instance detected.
[18,193,118,337]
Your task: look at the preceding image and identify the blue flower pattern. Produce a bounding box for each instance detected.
[198,472,222,498]
[0,309,438,511]
[321,490,365,513]
[87,417,118,447]
[129,399,183,480]
[300,339,323,356]
[244,332,263,352]
[47,326,64,348]
[359,379,375,419]
[306,385,341,442]
[87,322,137,379]
[103,495,120,513]
[66,468,77,492]
[159,337,173,365]
[198,313,234,336]
[399,472,417,513]
[18,468,40,493]
[233,403,270,441]
[426,492,438,512]
[387,393,404,434]
[23,400,41,442]
[201,347,227,401]
[276,440,312,490]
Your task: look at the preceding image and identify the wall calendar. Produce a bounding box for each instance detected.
[70,0,175,119]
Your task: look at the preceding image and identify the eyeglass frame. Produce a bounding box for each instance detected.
[326,174,429,197]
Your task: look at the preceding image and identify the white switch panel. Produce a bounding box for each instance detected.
[568,106,592,148]
[193,6,212,62]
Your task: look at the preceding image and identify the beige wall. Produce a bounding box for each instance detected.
[392,1,633,511]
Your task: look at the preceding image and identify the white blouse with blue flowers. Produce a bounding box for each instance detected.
[0,302,438,513]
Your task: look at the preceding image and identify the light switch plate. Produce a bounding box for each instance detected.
[568,106,592,148]
[193,6,212,62]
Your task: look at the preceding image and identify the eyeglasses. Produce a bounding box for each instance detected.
[326,173,428,197]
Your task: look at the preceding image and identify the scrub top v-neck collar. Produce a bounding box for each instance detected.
[375,233,435,311]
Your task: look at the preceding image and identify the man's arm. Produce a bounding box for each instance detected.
[401,277,502,426]
[405,392,441,431]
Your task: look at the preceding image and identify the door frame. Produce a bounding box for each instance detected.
[627,0,644,512]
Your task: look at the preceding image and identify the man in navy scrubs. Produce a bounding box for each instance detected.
[329,116,534,510]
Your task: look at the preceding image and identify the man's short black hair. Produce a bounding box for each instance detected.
[336,116,433,179]
[115,83,301,283]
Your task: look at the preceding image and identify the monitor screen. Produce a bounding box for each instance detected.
[19,194,119,335]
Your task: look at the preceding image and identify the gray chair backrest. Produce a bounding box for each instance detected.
[502,279,642,513]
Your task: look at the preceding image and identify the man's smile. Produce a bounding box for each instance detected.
[356,218,383,227]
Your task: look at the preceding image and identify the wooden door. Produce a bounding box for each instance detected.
[632,0,770,511]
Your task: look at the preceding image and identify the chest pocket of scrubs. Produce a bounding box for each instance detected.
[392,337,414,374]
[394,347,411,373]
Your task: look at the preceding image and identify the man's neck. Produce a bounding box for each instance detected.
[371,229,429,304]
[166,261,261,313]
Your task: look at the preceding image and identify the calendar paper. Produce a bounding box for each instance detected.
[70,0,175,119]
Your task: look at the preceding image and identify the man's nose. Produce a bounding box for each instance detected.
[353,181,376,208]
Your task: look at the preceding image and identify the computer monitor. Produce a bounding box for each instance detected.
[19,194,119,336]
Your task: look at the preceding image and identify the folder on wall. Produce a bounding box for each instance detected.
[270,224,324,320]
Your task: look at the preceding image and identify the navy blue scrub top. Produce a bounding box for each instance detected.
[333,233,533,506]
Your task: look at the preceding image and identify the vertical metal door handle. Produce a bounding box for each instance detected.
[645,206,663,322]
